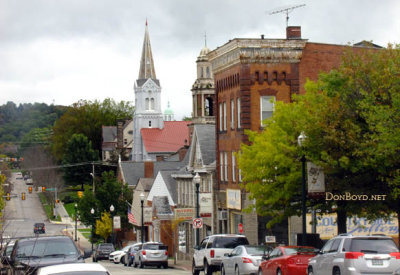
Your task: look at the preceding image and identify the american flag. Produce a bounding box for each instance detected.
[128,205,137,224]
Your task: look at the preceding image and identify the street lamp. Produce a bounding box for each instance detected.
[110,205,114,245]
[140,193,145,244]
[298,132,307,246]
[193,173,201,247]
[74,203,78,242]
[90,208,95,252]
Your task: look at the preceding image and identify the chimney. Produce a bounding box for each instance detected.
[261,34,265,39]
[144,161,154,178]
[286,26,301,39]
[116,119,124,149]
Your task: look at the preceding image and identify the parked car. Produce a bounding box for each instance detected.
[8,235,91,275]
[92,243,115,262]
[258,246,317,275]
[37,263,110,275]
[308,234,400,275]
[133,242,168,269]
[192,234,249,275]
[123,243,142,267]
[0,240,15,275]
[34,222,45,234]
[220,245,272,275]
[109,245,133,264]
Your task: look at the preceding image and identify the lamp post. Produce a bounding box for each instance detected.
[90,208,95,252]
[110,204,114,245]
[298,132,307,246]
[193,173,201,247]
[140,193,145,244]
[74,203,78,242]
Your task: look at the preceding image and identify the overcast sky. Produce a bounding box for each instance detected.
[1,0,399,120]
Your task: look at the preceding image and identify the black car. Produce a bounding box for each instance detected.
[92,243,115,262]
[8,235,91,275]
[34,223,45,234]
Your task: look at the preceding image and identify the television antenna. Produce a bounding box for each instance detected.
[268,4,306,27]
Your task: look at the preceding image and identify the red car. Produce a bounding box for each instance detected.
[258,246,317,275]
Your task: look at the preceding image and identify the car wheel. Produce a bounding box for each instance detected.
[333,267,341,275]
[121,257,125,265]
[221,265,226,275]
[277,269,282,275]
[235,265,240,275]
[204,260,213,275]
[307,267,314,275]
[192,260,200,275]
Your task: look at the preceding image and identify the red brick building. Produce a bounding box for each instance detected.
[208,26,377,245]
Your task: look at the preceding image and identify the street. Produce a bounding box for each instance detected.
[90,259,192,275]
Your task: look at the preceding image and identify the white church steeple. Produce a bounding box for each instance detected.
[132,21,164,161]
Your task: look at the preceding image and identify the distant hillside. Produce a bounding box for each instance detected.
[0,101,67,148]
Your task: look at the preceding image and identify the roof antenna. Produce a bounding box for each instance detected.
[268,4,306,27]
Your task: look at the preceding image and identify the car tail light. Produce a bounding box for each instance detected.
[165,251,168,256]
[345,252,364,259]
[242,257,253,264]
[210,250,215,258]
[390,252,400,259]
[142,250,146,255]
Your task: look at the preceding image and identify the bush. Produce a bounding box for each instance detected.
[62,195,74,203]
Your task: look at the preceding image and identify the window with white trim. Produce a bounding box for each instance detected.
[220,152,224,181]
[237,98,241,128]
[224,152,228,181]
[231,99,235,129]
[260,96,275,126]
[223,102,227,131]
[219,103,223,131]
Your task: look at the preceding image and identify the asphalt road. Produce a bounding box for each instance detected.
[3,172,72,238]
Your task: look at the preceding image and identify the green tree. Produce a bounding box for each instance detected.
[63,134,99,190]
[239,45,400,233]
[52,99,134,161]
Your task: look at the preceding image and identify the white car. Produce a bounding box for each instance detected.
[37,263,111,275]
[109,245,133,264]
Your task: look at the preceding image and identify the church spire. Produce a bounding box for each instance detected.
[138,20,156,79]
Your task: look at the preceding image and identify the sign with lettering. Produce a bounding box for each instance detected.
[175,208,195,220]
[306,213,398,239]
[144,207,153,225]
[200,193,213,217]
[113,216,121,230]
[307,162,325,193]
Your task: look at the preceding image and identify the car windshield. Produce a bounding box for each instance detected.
[284,247,316,255]
[213,237,249,249]
[345,238,399,253]
[245,246,271,255]
[143,244,166,250]
[15,239,78,259]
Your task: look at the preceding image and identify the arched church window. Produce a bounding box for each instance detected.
[145,98,149,110]
[206,67,210,78]
[150,98,155,110]
[205,97,213,116]
[201,67,204,78]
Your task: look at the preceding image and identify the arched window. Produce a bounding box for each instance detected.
[150,98,155,110]
[201,67,204,78]
[145,98,149,110]
[206,67,210,78]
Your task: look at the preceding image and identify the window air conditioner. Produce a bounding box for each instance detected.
[218,210,227,220]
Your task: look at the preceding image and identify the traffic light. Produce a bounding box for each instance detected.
[28,186,32,193]
[42,186,46,192]
[6,192,10,201]
[22,192,26,200]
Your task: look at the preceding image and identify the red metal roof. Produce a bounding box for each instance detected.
[141,121,191,153]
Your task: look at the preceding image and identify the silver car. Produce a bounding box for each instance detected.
[133,242,168,269]
[308,234,400,275]
[220,245,271,275]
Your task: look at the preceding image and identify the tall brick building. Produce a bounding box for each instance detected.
[208,26,376,245]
